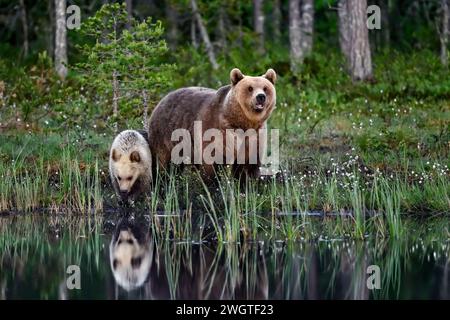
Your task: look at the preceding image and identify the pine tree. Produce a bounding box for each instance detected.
[75,3,174,131]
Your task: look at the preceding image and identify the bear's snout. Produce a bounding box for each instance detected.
[254,93,267,112]
[256,93,266,104]
[120,190,129,199]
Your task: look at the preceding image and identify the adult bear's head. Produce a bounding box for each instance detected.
[229,68,277,123]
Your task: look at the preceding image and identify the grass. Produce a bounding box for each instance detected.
[0,50,448,241]
[0,127,448,241]
[0,146,103,214]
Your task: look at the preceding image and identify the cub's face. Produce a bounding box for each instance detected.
[111,149,142,199]
[230,68,277,121]
[110,228,151,291]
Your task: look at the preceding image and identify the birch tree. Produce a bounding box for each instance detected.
[54,0,68,80]
[289,0,314,72]
[273,0,281,42]
[289,0,302,72]
[300,0,314,57]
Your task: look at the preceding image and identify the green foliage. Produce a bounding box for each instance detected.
[74,3,175,129]
[0,51,63,123]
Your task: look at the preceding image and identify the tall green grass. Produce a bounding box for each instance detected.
[0,148,103,214]
[0,140,448,241]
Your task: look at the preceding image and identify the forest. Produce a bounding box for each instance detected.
[0,0,450,301]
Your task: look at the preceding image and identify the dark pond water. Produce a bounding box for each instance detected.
[0,214,449,300]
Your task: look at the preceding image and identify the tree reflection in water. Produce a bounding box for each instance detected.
[0,214,449,299]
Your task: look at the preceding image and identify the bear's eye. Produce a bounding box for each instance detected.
[117,176,122,181]
[127,176,133,181]
[263,86,268,93]
[248,86,253,92]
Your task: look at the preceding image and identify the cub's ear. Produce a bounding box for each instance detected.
[130,151,141,163]
[263,68,277,85]
[230,68,244,85]
[112,149,121,162]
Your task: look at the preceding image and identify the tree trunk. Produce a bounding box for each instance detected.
[273,0,281,42]
[112,70,119,133]
[237,1,243,47]
[289,0,302,72]
[19,0,29,57]
[381,0,390,47]
[289,0,314,71]
[373,0,389,51]
[389,0,403,48]
[441,260,449,299]
[191,0,219,69]
[142,90,149,132]
[191,17,198,49]
[440,0,449,66]
[253,0,265,54]
[338,0,351,64]
[300,0,314,57]
[125,0,133,28]
[306,248,319,300]
[347,0,373,81]
[47,0,55,60]
[54,0,68,80]
[217,3,227,54]
[165,0,178,50]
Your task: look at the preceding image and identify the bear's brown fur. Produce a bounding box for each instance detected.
[147,68,277,180]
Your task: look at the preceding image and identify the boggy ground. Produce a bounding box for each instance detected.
[0,98,448,241]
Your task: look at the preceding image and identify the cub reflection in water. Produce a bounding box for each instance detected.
[108,216,268,299]
[109,217,153,291]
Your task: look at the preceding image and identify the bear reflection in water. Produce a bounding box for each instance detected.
[108,216,269,299]
[109,217,153,291]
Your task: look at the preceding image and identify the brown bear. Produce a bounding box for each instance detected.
[109,130,152,202]
[147,68,277,180]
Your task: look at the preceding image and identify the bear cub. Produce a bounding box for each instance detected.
[109,129,152,202]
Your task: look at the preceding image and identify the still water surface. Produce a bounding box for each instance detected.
[0,214,449,299]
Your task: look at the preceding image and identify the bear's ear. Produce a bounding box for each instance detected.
[112,149,121,162]
[130,151,141,163]
[263,68,277,85]
[230,68,244,85]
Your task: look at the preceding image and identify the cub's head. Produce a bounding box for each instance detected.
[230,68,277,121]
[111,148,144,200]
[109,221,151,291]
